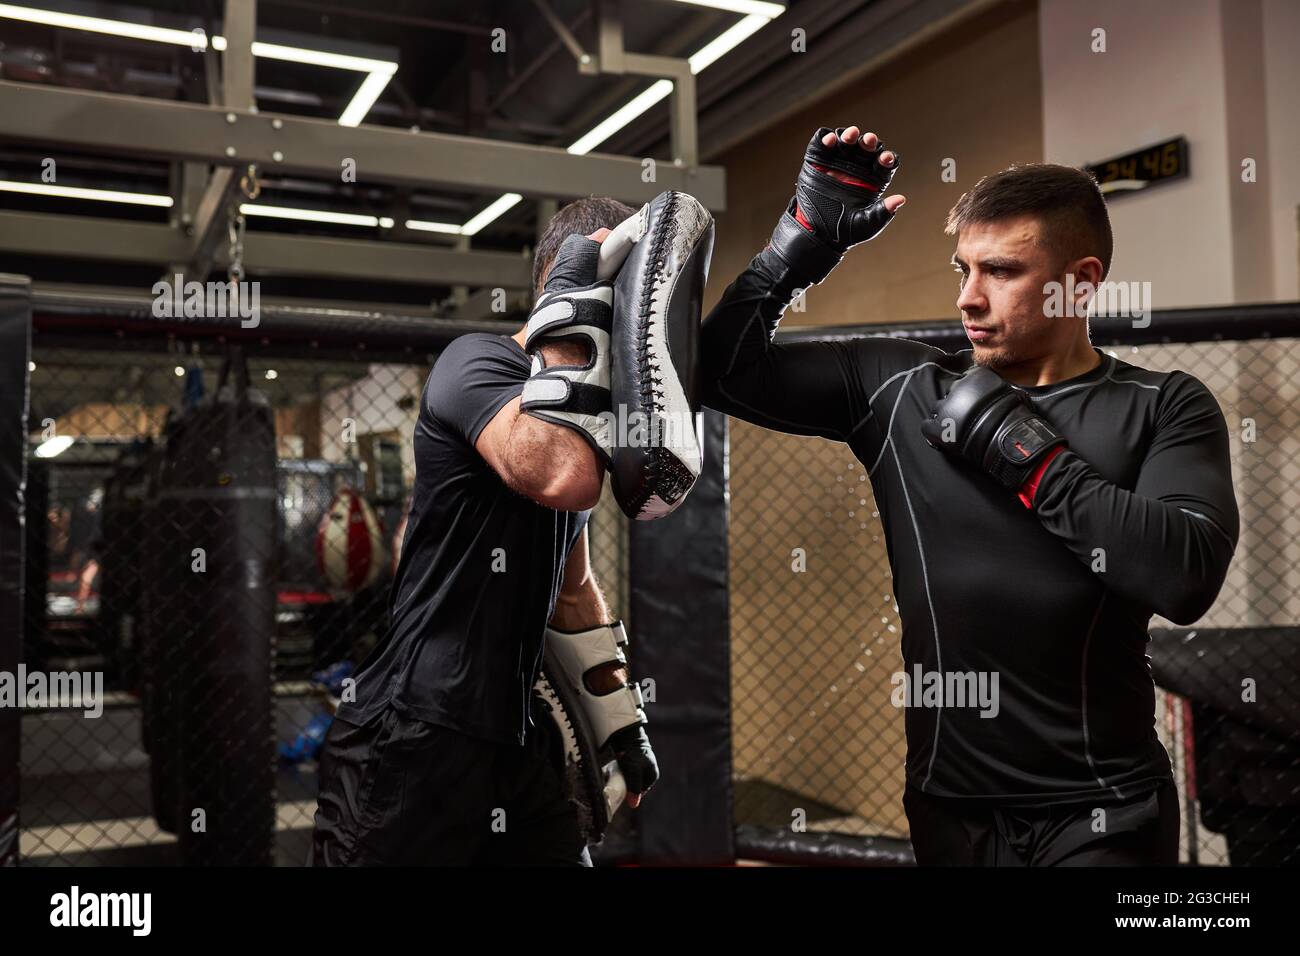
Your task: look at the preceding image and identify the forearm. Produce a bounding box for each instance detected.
[699,245,803,388]
[550,574,626,693]
[698,248,859,439]
[1032,450,1238,624]
[502,403,603,508]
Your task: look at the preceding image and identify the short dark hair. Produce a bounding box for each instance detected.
[945,164,1113,280]
[533,196,638,297]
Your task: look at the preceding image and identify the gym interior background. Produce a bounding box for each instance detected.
[1,0,1298,867]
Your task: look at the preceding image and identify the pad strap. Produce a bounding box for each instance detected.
[544,621,646,750]
[521,283,614,462]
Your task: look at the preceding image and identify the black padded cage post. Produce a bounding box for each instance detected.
[0,275,32,867]
[626,408,734,865]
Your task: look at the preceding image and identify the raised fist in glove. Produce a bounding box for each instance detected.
[768,125,906,286]
[921,366,1067,492]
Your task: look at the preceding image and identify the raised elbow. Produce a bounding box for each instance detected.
[532,460,603,512]
[1160,581,1223,626]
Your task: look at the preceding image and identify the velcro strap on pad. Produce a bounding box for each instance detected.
[525,285,613,350]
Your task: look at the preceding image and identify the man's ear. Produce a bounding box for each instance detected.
[536,257,555,298]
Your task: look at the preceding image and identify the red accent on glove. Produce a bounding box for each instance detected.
[794,162,882,231]
[1018,445,1066,509]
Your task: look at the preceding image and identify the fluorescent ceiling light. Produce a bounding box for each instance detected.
[670,0,786,17]
[0,4,397,125]
[487,5,778,236]
[238,39,397,75]
[338,70,395,127]
[567,9,778,156]
[35,435,75,458]
[460,194,523,237]
[1,2,775,245]
[0,186,398,229]
[568,80,672,156]
[688,14,770,72]
[0,3,206,46]
[404,219,463,235]
[0,179,173,206]
[241,204,388,227]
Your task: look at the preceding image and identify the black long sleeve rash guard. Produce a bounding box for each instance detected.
[701,247,1240,805]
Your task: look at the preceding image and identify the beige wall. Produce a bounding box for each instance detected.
[709,0,1043,329]
[713,0,1044,834]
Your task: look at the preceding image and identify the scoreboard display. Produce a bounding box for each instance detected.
[1085,136,1189,197]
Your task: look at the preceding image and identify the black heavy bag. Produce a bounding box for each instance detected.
[158,348,277,865]
[99,441,151,690]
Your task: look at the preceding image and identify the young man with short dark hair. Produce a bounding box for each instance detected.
[700,126,1238,866]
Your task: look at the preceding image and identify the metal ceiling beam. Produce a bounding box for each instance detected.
[0,80,726,209]
[222,0,257,111]
[0,211,190,263]
[184,0,257,279]
[589,0,696,165]
[0,211,534,287]
[185,166,240,277]
[29,282,516,357]
[451,285,533,323]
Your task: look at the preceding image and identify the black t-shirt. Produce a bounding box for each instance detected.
[700,250,1240,805]
[336,333,589,745]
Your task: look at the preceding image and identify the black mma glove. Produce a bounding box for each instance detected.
[607,723,659,797]
[766,126,901,287]
[921,366,1067,491]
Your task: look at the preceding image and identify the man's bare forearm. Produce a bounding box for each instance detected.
[549,573,627,694]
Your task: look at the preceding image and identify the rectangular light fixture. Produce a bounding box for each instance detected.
[0,3,207,46]
[240,204,391,228]
[476,4,781,237]
[231,38,398,76]
[568,80,672,156]
[569,7,779,156]
[0,4,397,125]
[337,71,396,128]
[460,194,523,237]
[0,179,173,206]
[1,1,777,244]
[688,14,770,73]
[404,219,463,235]
[670,0,786,17]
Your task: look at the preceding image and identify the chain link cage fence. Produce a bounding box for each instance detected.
[729,317,1300,867]
[16,294,1298,867]
[17,299,630,866]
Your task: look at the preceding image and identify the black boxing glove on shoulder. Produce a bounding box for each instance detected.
[921,366,1067,492]
[764,126,901,287]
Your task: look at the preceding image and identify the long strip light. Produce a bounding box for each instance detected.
[0,2,780,242]
[0,179,173,206]
[0,4,396,125]
[566,80,673,157]
[0,181,398,230]
[669,0,786,17]
[403,219,463,235]
[460,194,523,237]
[0,2,203,44]
[240,204,394,228]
